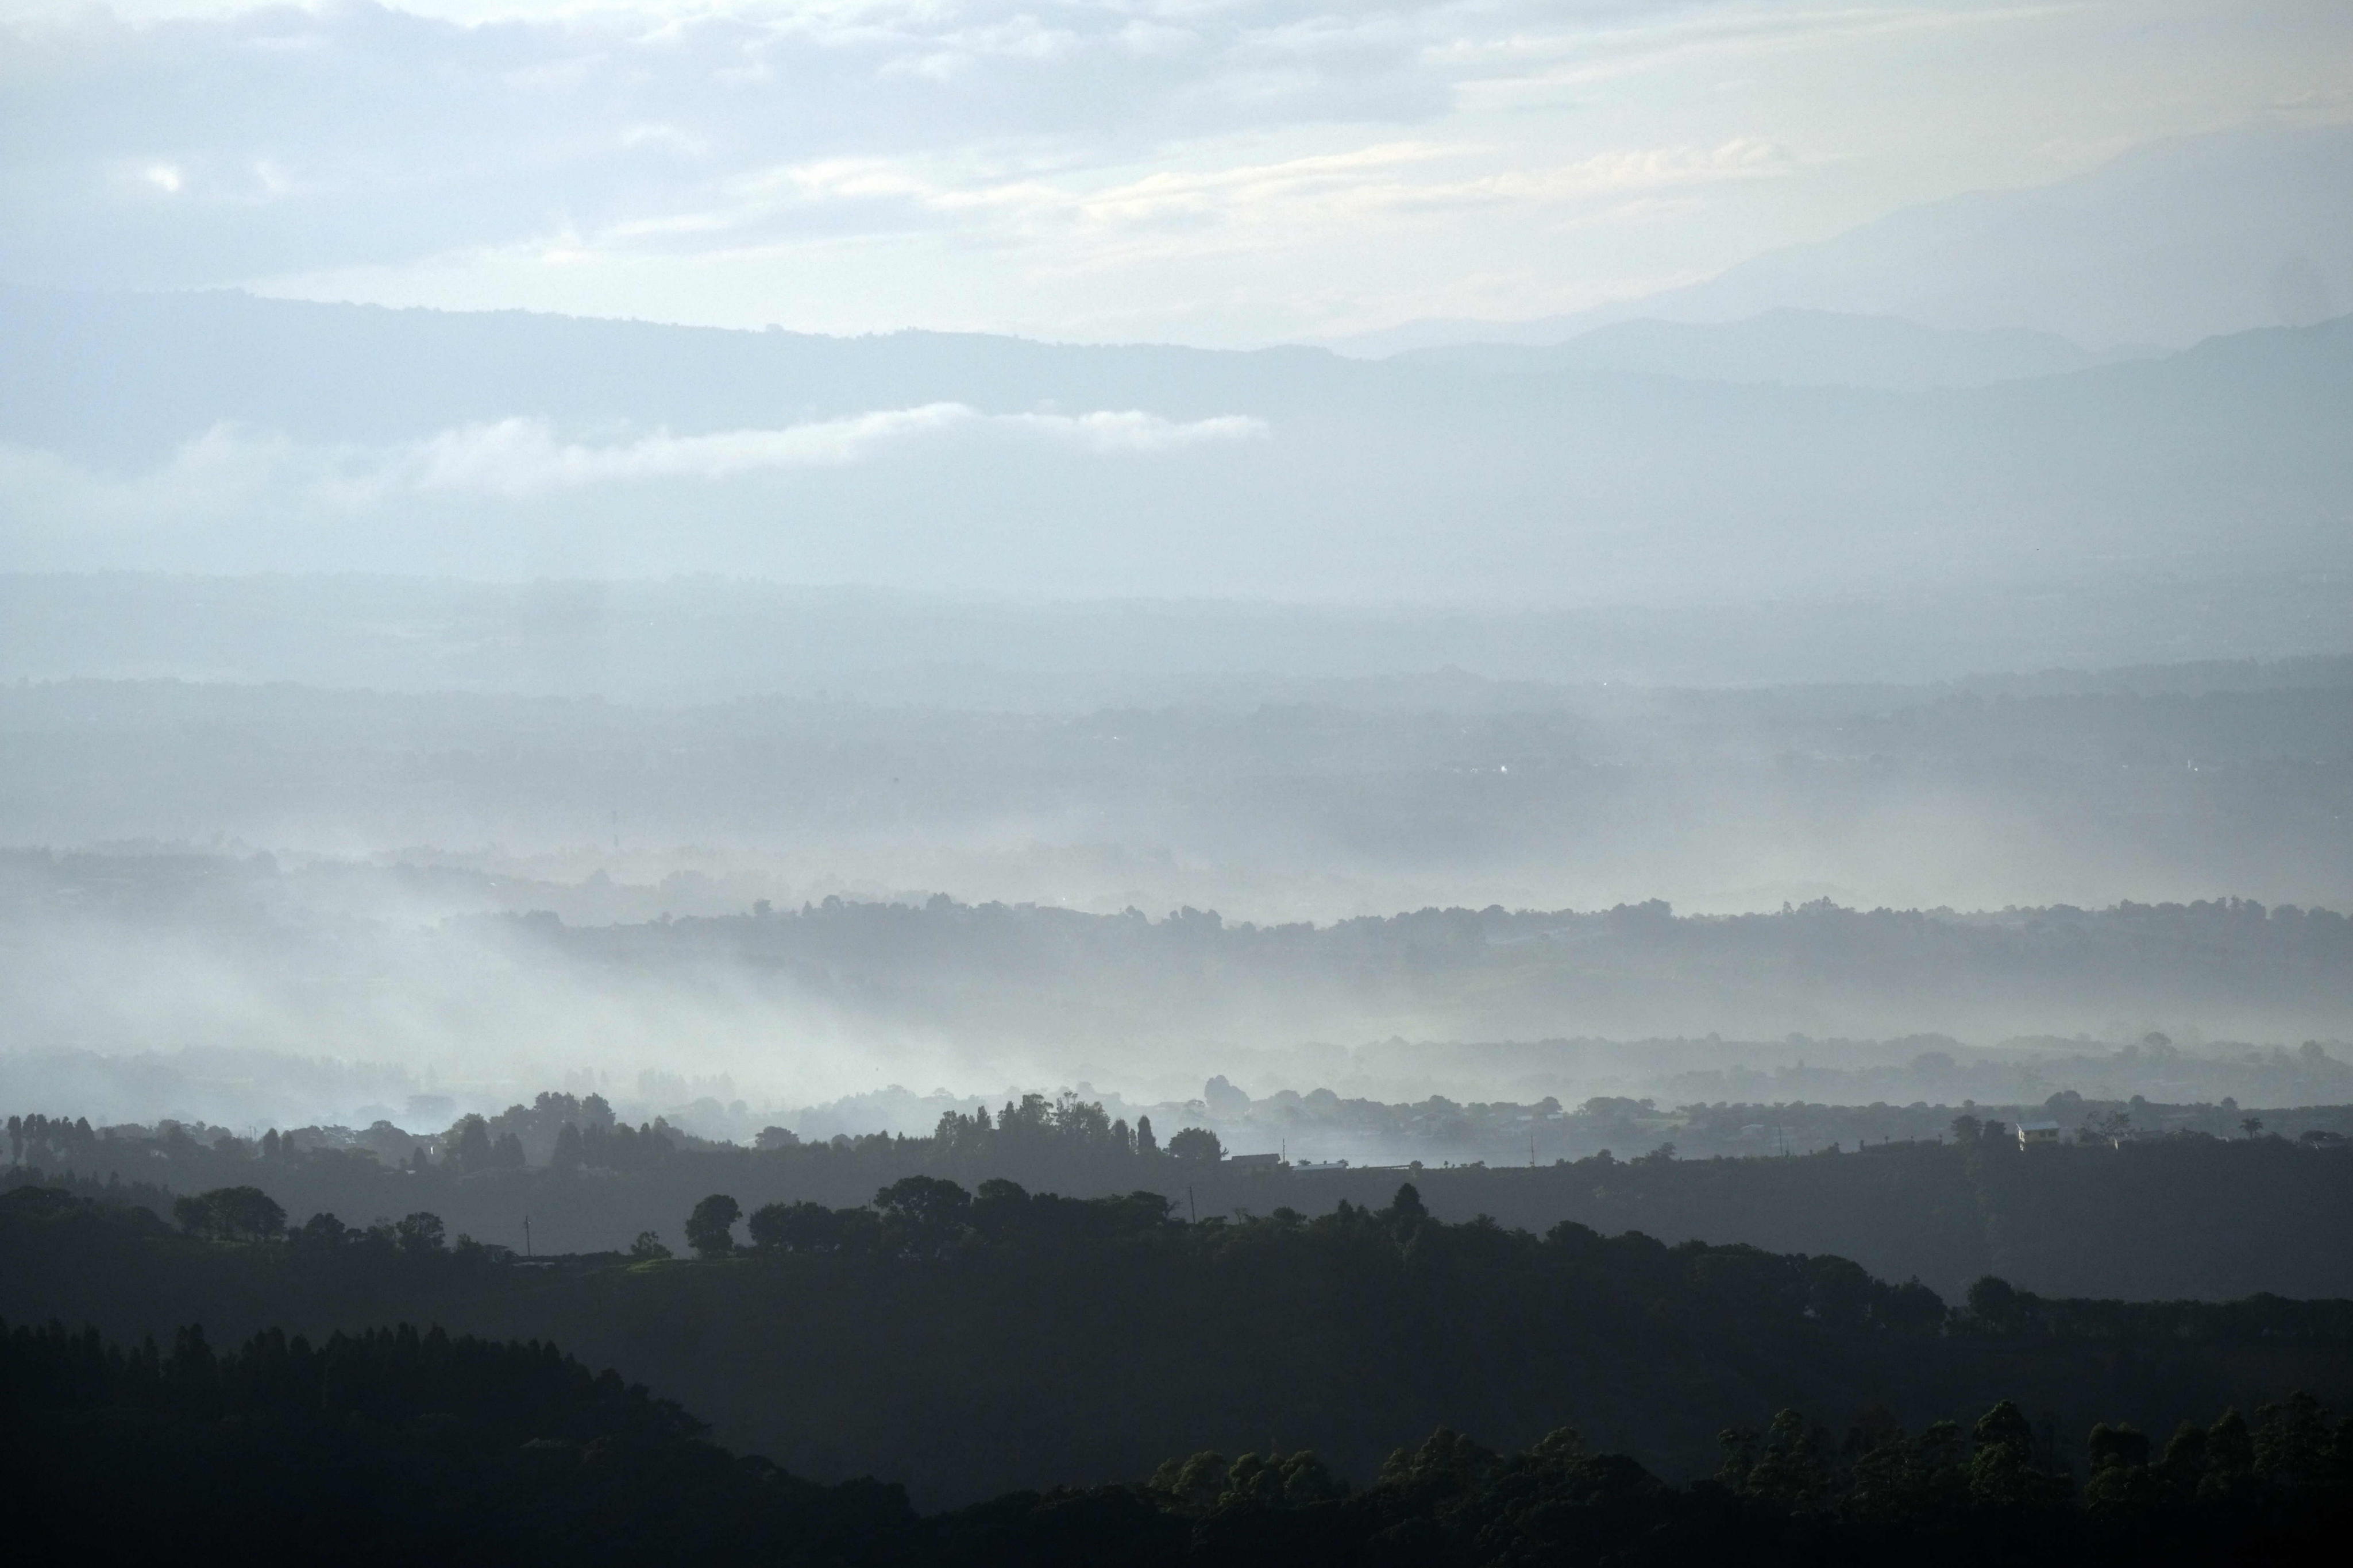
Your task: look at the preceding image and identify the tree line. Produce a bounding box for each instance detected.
[14,1087,2351,1299]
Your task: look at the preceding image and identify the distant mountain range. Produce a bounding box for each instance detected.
[1332,120,2353,357]
[2,283,2349,617]
[1392,310,2159,391]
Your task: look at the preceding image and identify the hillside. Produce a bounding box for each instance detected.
[11,1299,2348,1563]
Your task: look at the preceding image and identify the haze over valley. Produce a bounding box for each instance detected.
[7,6,2353,1552]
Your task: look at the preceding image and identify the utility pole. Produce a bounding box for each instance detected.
[1187,1185,1196,1223]
[523,1216,531,1258]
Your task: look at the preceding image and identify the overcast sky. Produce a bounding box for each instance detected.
[3,1,2349,345]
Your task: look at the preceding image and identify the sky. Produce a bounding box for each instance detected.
[3,1,2349,346]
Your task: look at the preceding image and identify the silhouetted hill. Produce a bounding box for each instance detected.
[1,1310,911,1562]
[12,1302,2351,1564]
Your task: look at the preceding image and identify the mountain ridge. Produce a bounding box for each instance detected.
[1326,120,2353,357]
[3,286,2349,607]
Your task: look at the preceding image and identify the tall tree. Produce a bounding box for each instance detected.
[685,1193,742,1258]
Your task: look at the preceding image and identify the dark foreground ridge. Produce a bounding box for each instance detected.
[8,1178,2353,1508]
[6,1313,2350,1565]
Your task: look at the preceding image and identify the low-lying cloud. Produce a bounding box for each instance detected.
[406,406,1268,497]
[0,402,1268,523]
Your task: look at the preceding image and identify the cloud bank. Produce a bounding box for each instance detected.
[9,2,2340,341]
[0,1,1644,283]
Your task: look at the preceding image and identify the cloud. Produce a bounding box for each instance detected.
[0,2,1734,287]
[10,2,2337,345]
[0,422,310,530]
[680,133,1789,278]
[0,404,1271,548]
[404,405,1270,496]
[1066,135,1791,224]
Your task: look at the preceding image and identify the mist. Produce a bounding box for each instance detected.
[5,270,2353,1130]
[11,11,2353,1545]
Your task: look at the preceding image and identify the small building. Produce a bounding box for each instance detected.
[1291,1158,1349,1172]
[2017,1121,2061,1147]
[1226,1152,1283,1170]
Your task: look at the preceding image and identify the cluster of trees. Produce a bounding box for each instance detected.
[2,1161,176,1217]
[680,1177,1188,1262]
[931,1091,1159,1161]
[448,1091,705,1171]
[7,1113,100,1168]
[148,1181,489,1262]
[442,1115,529,1172]
[418,1095,691,1175]
[928,1091,1229,1164]
[7,1310,2348,1563]
[169,1184,286,1242]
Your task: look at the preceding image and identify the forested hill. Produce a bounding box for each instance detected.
[7,1311,2351,1565]
[7,1180,2351,1509]
[11,846,2350,1042]
[13,1097,2353,1299]
[541,893,2353,1042]
[551,894,2353,1011]
[0,1315,912,1562]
